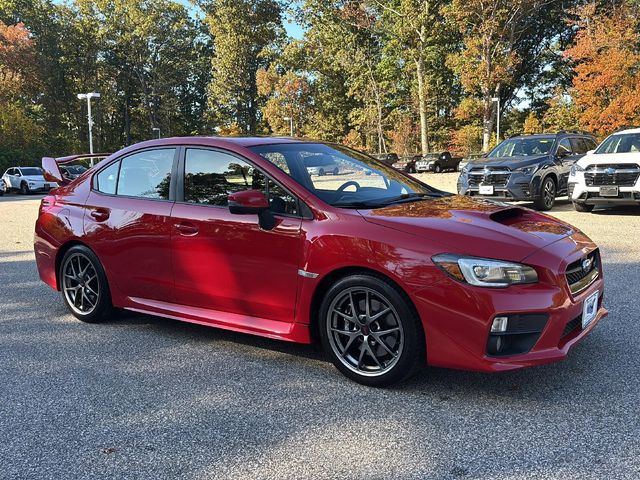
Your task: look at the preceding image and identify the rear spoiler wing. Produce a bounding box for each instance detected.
[42,153,111,185]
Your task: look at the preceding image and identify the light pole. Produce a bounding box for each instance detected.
[492,96,500,143]
[77,92,101,159]
[152,127,161,139]
[283,116,294,137]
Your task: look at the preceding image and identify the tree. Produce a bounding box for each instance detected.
[202,0,283,134]
[375,0,456,154]
[523,112,542,134]
[565,2,640,136]
[445,0,577,151]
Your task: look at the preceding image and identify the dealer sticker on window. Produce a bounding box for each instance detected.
[582,290,599,329]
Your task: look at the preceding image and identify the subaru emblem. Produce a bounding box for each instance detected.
[605,167,616,175]
[582,258,593,272]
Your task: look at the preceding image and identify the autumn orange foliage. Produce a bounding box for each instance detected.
[0,21,36,99]
[565,3,640,136]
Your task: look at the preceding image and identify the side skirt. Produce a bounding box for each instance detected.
[123,296,312,344]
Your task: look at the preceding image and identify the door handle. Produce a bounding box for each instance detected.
[174,222,199,236]
[90,208,110,222]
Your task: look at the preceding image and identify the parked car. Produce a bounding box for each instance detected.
[457,132,597,210]
[60,164,88,180]
[568,128,640,212]
[304,153,340,176]
[0,178,5,196]
[36,137,607,386]
[2,166,58,194]
[415,152,462,173]
[391,155,417,173]
[372,153,399,165]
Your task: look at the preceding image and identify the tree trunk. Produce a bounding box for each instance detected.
[482,95,494,152]
[415,55,429,155]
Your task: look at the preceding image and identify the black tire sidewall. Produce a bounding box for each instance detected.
[318,273,424,387]
[59,245,113,323]
[20,182,29,195]
[573,202,594,213]
[534,177,556,211]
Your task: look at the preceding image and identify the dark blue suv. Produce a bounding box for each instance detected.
[457,132,597,210]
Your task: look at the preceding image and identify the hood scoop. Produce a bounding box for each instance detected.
[489,207,525,225]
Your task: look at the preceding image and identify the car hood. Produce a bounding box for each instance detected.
[465,155,547,170]
[359,195,575,262]
[577,152,640,167]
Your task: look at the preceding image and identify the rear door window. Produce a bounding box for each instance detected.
[96,161,120,195]
[117,149,175,199]
[570,138,587,154]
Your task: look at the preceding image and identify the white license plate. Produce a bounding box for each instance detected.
[582,290,599,329]
[479,185,494,195]
[599,185,618,197]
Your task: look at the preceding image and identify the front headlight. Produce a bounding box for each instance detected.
[570,163,585,176]
[460,163,470,173]
[432,254,538,288]
[516,165,538,175]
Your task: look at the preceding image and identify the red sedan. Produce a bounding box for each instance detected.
[35,137,607,386]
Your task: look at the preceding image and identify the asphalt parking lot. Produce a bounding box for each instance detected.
[1,176,639,480]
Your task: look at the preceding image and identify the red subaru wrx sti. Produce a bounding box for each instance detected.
[35,137,607,386]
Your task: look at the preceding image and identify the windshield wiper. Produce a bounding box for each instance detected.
[333,192,441,209]
[376,192,442,206]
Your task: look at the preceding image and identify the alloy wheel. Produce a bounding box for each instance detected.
[326,287,404,377]
[61,253,100,315]
[544,179,556,208]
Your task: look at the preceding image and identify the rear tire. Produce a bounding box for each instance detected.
[533,177,556,211]
[319,273,424,387]
[333,167,339,175]
[573,202,594,213]
[59,245,113,323]
[319,168,325,176]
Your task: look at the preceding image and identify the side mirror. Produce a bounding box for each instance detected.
[228,189,268,214]
[228,189,275,230]
[556,149,570,159]
[586,149,595,155]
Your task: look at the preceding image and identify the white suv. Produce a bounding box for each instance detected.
[1,167,58,194]
[568,128,640,212]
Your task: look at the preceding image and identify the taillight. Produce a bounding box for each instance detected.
[39,195,56,215]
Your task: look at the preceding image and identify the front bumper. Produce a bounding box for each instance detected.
[569,180,640,206]
[457,171,536,201]
[415,234,607,372]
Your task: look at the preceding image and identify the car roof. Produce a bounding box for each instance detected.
[204,136,312,147]
[612,128,640,135]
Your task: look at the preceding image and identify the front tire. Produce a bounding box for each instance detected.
[434,163,442,173]
[573,202,594,213]
[59,245,113,323]
[533,177,556,211]
[319,168,325,176]
[20,182,30,195]
[319,274,424,387]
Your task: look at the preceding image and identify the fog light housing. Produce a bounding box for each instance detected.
[486,314,549,357]
[491,316,508,333]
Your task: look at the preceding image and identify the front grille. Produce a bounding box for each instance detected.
[565,250,600,295]
[468,167,511,186]
[562,315,582,338]
[584,164,640,187]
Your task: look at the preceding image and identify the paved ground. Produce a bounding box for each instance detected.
[1,178,639,480]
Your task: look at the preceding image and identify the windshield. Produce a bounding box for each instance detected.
[488,137,554,158]
[595,133,640,154]
[20,167,43,176]
[250,143,440,208]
